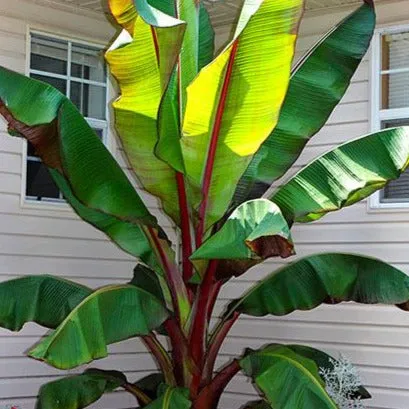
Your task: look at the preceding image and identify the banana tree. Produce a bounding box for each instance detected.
[1,0,409,408]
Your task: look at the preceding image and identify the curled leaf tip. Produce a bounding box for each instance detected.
[0,99,61,170]
[246,235,295,259]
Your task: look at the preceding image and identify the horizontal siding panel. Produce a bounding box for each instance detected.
[0,31,25,60]
[339,80,368,104]
[0,15,26,36]
[220,337,409,370]
[0,353,156,378]
[309,120,370,146]
[298,201,409,224]
[0,194,174,234]
[326,101,368,125]
[0,173,21,194]
[0,254,135,279]
[0,53,25,73]
[0,336,149,358]
[213,301,409,328]
[0,212,172,240]
[0,213,108,241]
[0,132,24,154]
[228,320,409,348]
[0,233,134,260]
[292,222,409,244]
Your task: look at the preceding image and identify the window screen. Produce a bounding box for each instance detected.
[27,33,108,203]
[379,31,409,203]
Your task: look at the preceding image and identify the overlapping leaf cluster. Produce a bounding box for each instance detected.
[0,0,408,408]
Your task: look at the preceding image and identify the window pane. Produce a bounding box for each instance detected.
[26,160,60,200]
[381,72,409,109]
[30,34,68,75]
[71,43,106,83]
[382,33,409,71]
[31,73,67,94]
[381,118,409,202]
[71,81,106,120]
[381,32,409,110]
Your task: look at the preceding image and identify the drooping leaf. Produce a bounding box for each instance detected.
[0,275,91,332]
[227,253,409,318]
[36,369,126,409]
[180,0,304,236]
[29,285,169,369]
[51,170,165,273]
[190,199,294,279]
[270,127,409,224]
[240,345,337,409]
[0,70,152,225]
[234,1,376,203]
[0,68,173,274]
[287,345,371,400]
[144,385,191,409]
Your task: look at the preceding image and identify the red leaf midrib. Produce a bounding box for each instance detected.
[196,40,239,246]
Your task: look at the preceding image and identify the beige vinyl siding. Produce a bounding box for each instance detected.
[216,2,409,409]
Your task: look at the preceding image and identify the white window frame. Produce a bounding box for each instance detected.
[21,28,111,210]
[369,23,409,211]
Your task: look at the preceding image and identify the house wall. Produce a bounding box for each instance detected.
[0,1,409,409]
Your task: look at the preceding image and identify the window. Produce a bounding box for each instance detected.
[25,32,108,203]
[370,26,409,208]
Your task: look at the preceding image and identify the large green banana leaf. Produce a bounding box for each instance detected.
[155,0,215,173]
[270,127,409,224]
[144,385,191,409]
[180,0,304,237]
[36,369,126,409]
[0,275,91,331]
[241,344,370,409]
[190,199,294,279]
[29,285,169,369]
[0,68,152,225]
[234,1,376,203]
[51,170,167,274]
[226,253,409,318]
[240,345,337,409]
[106,1,214,224]
[106,20,181,225]
[0,68,173,274]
